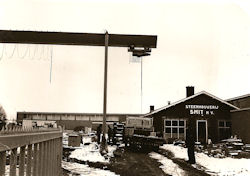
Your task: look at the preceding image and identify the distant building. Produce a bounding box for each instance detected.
[226,94,250,109]
[17,112,141,130]
[226,94,250,143]
[144,87,239,144]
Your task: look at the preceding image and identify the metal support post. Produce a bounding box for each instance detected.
[101,31,109,154]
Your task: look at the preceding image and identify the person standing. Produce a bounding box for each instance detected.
[97,124,102,144]
[108,125,113,145]
[186,126,196,164]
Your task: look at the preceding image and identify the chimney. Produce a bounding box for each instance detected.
[150,105,154,112]
[186,86,194,97]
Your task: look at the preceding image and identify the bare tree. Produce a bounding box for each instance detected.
[0,105,6,129]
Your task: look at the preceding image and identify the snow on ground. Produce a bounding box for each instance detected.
[82,136,92,144]
[161,144,250,176]
[62,161,119,176]
[69,140,117,163]
[149,152,186,176]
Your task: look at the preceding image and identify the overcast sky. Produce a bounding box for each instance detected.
[0,0,250,119]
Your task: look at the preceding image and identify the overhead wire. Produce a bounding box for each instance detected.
[17,44,30,59]
[0,43,52,61]
[38,45,45,60]
[0,44,4,61]
[49,46,53,83]
[5,44,17,59]
[31,44,38,60]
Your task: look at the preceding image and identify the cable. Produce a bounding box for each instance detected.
[39,45,45,60]
[31,44,38,60]
[46,45,51,61]
[0,44,5,61]
[17,44,30,59]
[5,44,17,59]
[141,57,143,114]
[49,46,53,83]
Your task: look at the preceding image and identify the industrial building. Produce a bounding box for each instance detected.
[17,112,141,130]
[144,87,239,144]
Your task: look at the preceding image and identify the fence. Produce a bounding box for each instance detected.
[0,127,63,176]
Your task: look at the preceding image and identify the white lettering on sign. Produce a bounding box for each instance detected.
[185,105,219,110]
[186,105,219,116]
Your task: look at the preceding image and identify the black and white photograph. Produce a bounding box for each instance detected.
[0,0,250,175]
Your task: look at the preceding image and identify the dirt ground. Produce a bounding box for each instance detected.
[107,149,168,176]
[156,148,210,176]
[62,147,209,176]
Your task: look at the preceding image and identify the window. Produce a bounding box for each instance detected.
[172,128,178,133]
[165,127,171,133]
[179,128,184,133]
[179,120,184,126]
[172,121,178,126]
[164,119,186,139]
[165,120,171,126]
[218,120,232,140]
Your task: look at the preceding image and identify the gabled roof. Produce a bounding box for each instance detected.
[225,94,250,102]
[144,91,240,117]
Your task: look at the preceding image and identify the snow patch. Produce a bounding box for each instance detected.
[149,152,186,176]
[69,142,117,163]
[62,161,119,176]
[161,144,250,176]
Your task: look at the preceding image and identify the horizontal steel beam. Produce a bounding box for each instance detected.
[0,30,157,48]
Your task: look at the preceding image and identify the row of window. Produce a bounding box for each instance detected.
[164,119,232,139]
[24,114,119,121]
[165,120,185,134]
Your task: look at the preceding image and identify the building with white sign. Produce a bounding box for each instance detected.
[144,87,239,144]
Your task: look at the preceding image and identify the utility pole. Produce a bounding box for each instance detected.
[100,31,109,153]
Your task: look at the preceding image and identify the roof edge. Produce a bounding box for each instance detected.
[17,111,142,116]
[231,107,250,112]
[144,91,240,116]
[225,94,250,102]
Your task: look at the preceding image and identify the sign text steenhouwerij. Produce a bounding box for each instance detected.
[185,105,219,116]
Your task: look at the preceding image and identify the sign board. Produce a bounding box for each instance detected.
[185,105,219,116]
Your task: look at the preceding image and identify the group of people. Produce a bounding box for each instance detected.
[96,124,117,145]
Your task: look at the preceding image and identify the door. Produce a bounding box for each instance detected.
[196,120,207,144]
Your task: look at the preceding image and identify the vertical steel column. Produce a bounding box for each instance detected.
[26,144,32,176]
[33,143,38,176]
[0,151,6,176]
[10,148,17,176]
[101,31,109,151]
[19,146,26,176]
